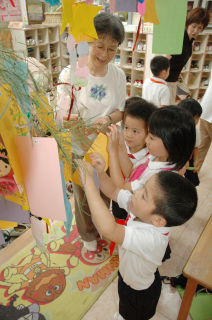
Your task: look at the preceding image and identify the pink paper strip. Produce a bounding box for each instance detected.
[16,136,67,221]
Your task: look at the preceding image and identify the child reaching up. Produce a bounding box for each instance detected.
[178,98,202,186]
[142,56,170,108]
[76,156,198,320]
[112,97,157,220]
[108,106,196,194]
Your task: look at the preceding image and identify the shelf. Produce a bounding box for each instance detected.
[39,43,48,46]
[181,70,189,73]
[136,50,146,53]
[133,85,143,88]
[134,67,144,71]
[188,85,198,89]
[40,58,50,62]
[51,56,60,60]
[122,48,133,51]
[190,69,201,72]
[50,41,59,44]
[62,40,67,44]
[122,64,132,69]
[63,55,70,58]
[192,51,205,54]
[126,83,131,86]
[199,86,208,89]
[27,45,38,48]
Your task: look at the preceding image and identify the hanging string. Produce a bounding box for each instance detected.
[133,15,144,52]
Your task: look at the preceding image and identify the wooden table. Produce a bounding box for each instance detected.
[177,214,212,320]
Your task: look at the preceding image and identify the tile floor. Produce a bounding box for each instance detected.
[81,145,212,320]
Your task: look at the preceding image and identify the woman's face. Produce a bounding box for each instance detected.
[187,23,204,39]
[89,35,118,69]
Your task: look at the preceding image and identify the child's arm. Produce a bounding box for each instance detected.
[193,147,200,173]
[77,158,125,245]
[117,131,134,178]
[106,126,132,192]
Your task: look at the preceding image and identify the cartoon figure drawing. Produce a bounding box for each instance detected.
[0,247,70,303]
[0,294,46,320]
[49,225,111,267]
[0,146,19,196]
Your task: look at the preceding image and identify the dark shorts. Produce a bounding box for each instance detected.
[118,270,162,320]
[184,156,200,187]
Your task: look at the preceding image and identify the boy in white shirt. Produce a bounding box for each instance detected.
[76,155,197,320]
[142,56,170,108]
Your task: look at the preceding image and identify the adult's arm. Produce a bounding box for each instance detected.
[94,109,124,126]
[164,54,172,60]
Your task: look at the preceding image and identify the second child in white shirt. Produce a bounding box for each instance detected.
[142,56,170,108]
[112,97,157,220]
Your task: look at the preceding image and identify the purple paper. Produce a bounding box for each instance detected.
[0,228,5,245]
[115,0,138,12]
[0,198,30,223]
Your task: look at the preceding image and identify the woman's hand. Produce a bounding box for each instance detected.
[106,124,120,154]
[193,160,200,173]
[90,152,106,174]
[75,159,94,186]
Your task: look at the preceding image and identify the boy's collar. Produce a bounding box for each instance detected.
[150,76,167,84]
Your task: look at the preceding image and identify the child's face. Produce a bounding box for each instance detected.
[129,175,157,224]
[145,133,169,160]
[194,115,200,126]
[0,159,11,177]
[123,116,147,153]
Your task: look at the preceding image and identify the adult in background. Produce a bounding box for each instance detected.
[198,69,212,169]
[165,7,210,104]
[57,13,126,251]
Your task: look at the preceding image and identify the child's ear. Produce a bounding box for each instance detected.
[152,215,167,227]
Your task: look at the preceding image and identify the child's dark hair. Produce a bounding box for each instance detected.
[178,98,202,118]
[148,106,196,170]
[154,171,198,227]
[0,149,9,165]
[123,97,157,131]
[150,56,170,77]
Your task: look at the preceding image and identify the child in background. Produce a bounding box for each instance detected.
[142,56,170,108]
[77,157,198,320]
[178,98,202,186]
[108,106,196,194]
[112,97,157,220]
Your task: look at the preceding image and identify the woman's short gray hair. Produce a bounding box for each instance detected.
[94,12,125,45]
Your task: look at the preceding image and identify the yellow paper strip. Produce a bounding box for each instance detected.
[71,133,108,186]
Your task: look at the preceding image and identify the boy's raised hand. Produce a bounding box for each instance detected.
[75,159,94,186]
[106,124,121,154]
[90,153,106,174]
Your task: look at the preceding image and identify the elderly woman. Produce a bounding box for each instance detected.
[58,13,126,251]
[165,7,210,104]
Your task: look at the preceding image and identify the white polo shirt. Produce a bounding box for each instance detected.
[117,189,170,290]
[201,69,212,123]
[125,142,149,164]
[130,155,176,193]
[142,77,170,108]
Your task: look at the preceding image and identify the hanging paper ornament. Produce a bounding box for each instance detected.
[138,0,145,16]
[69,69,77,86]
[78,55,89,68]
[77,41,89,57]
[76,66,89,79]
[69,49,77,66]
[67,34,75,55]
